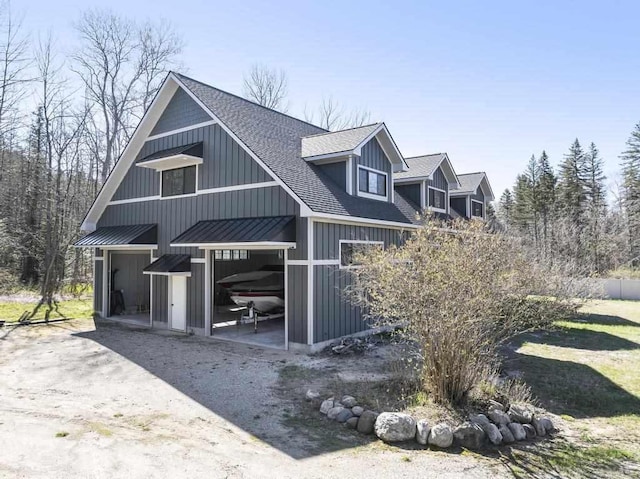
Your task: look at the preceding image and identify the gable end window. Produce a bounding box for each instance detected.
[357,166,387,200]
[161,165,196,197]
[339,240,384,269]
[471,200,484,218]
[428,187,446,212]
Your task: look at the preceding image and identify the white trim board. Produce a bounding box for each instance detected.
[356,164,389,202]
[171,241,297,250]
[108,181,278,206]
[427,185,448,214]
[145,120,217,141]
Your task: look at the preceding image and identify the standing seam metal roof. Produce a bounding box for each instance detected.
[74,224,157,247]
[171,216,297,245]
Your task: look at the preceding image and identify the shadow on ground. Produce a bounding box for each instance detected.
[75,319,376,459]
[510,326,639,352]
[573,312,640,328]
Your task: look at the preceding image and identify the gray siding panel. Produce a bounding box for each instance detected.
[428,167,449,192]
[313,222,408,260]
[318,161,347,190]
[150,88,211,136]
[187,265,204,329]
[395,183,421,207]
[289,217,308,261]
[450,197,467,217]
[472,187,485,203]
[355,138,393,203]
[113,124,271,201]
[287,264,307,344]
[94,260,103,313]
[152,275,168,325]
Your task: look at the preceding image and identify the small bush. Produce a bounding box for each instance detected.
[348,218,588,406]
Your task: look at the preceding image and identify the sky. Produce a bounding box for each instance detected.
[19,0,640,200]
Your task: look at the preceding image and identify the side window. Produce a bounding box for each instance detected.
[471,200,484,218]
[428,187,446,211]
[161,166,196,197]
[358,167,387,198]
[214,250,249,261]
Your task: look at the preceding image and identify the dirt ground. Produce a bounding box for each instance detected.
[0,318,508,479]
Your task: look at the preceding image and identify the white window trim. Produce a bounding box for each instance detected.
[160,164,199,200]
[339,239,384,270]
[356,165,389,202]
[471,199,485,219]
[427,186,448,214]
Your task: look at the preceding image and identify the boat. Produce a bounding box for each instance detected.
[218,266,284,313]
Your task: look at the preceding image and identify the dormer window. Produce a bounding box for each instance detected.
[358,166,388,200]
[471,199,484,218]
[428,186,447,213]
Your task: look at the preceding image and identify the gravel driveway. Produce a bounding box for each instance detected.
[0,319,505,478]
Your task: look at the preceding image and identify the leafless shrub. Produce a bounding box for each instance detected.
[347,218,589,406]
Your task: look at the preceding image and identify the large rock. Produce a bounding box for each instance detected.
[453,422,486,450]
[484,423,503,445]
[540,417,555,433]
[374,412,417,443]
[499,425,515,444]
[320,399,334,415]
[532,417,546,436]
[508,404,534,424]
[428,423,454,448]
[357,410,378,435]
[469,414,491,427]
[336,408,354,423]
[306,389,320,401]
[523,424,536,440]
[352,406,364,417]
[488,409,511,426]
[508,422,526,441]
[346,417,359,429]
[341,395,357,408]
[488,400,505,412]
[327,406,345,420]
[415,419,431,445]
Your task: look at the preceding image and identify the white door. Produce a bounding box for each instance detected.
[170,276,187,331]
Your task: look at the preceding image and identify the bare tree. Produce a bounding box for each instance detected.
[304,96,371,131]
[242,64,288,111]
[73,10,183,182]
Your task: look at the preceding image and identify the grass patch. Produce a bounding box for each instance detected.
[55,431,69,438]
[0,299,93,322]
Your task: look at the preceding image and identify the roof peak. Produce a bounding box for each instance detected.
[172,71,327,133]
[457,171,486,176]
[405,152,446,160]
[301,122,381,139]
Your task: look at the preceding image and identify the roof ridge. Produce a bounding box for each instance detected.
[301,122,381,139]
[405,152,445,160]
[172,71,328,133]
[457,171,486,176]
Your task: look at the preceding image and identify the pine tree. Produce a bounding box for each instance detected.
[498,189,514,227]
[620,123,640,263]
[584,142,607,272]
[537,151,556,256]
[524,154,541,246]
[512,174,533,235]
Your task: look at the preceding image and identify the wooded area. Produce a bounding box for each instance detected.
[495,129,640,276]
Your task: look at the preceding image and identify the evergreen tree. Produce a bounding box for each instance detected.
[524,154,541,246]
[512,174,533,235]
[620,123,640,263]
[584,142,607,272]
[537,150,557,256]
[498,189,514,227]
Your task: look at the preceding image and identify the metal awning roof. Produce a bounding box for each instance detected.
[171,216,296,249]
[74,224,157,248]
[143,254,191,276]
[139,142,203,163]
[136,142,204,171]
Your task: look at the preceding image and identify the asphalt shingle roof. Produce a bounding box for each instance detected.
[301,124,380,158]
[452,172,485,195]
[394,153,446,180]
[174,73,414,225]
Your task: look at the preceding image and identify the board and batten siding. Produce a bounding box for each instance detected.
[450,197,467,217]
[317,161,347,191]
[150,87,212,136]
[395,183,421,208]
[471,186,485,203]
[287,264,308,344]
[427,167,449,192]
[312,221,411,341]
[113,124,271,201]
[94,260,103,313]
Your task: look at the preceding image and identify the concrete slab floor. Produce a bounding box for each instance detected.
[210,317,285,349]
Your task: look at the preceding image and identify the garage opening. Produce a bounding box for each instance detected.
[212,249,285,349]
[108,251,151,325]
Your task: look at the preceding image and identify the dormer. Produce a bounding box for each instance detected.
[449,172,495,220]
[393,153,460,216]
[301,123,407,203]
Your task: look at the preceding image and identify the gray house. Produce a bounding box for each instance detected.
[449,172,495,220]
[76,72,426,351]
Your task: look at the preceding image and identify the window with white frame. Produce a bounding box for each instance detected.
[428,186,447,212]
[214,250,249,261]
[339,240,384,269]
[471,200,484,218]
[161,165,197,197]
[358,166,387,199]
